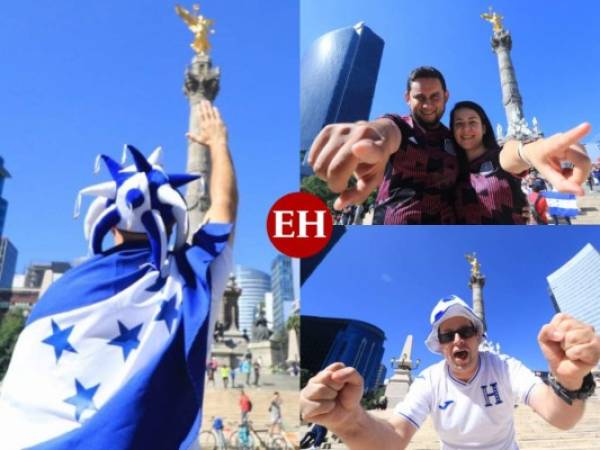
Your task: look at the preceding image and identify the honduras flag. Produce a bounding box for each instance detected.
[0,222,232,450]
[543,192,578,217]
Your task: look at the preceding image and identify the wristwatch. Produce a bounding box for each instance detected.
[547,372,596,405]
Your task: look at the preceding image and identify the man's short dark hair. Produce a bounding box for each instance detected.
[406,66,447,92]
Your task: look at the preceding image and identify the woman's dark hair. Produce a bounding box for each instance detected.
[450,101,500,152]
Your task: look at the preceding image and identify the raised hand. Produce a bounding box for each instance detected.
[538,313,600,390]
[308,120,401,210]
[522,123,592,195]
[300,363,365,432]
[187,100,228,148]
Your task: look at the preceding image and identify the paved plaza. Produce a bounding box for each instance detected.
[572,187,600,224]
[200,373,300,444]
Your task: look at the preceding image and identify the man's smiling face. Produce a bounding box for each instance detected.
[405,77,449,130]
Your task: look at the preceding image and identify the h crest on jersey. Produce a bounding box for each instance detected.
[481,382,503,407]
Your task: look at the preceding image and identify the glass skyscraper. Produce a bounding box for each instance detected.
[235,265,271,335]
[0,157,11,237]
[547,243,600,331]
[271,254,294,334]
[0,238,17,288]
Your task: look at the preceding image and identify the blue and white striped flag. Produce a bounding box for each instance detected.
[0,223,232,450]
[543,192,578,217]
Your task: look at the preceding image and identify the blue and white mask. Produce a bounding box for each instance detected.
[74,145,199,277]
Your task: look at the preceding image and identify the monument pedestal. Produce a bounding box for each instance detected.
[385,368,411,409]
[385,335,415,410]
[248,340,284,374]
[211,328,249,368]
[286,327,299,365]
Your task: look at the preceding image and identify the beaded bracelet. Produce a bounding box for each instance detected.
[517,142,533,168]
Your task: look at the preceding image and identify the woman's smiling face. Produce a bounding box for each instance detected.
[452,107,486,154]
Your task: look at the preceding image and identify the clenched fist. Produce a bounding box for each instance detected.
[538,313,600,390]
[300,363,365,432]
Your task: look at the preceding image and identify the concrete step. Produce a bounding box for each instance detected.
[200,375,300,433]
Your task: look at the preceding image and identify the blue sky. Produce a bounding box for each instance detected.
[301,0,600,160]
[302,227,600,373]
[1,1,298,274]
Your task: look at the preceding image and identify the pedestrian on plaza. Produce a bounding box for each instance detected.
[301,296,600,449]
[211,416,226,450]
[207,357,218,386]
[528,179,549,225]
[268,391,283,435]
[239,389,252,423]
[220,365,230,389]
[592,165,600,186]
[207,361,215,386]
[240,358,251,386]
[230,363,237,388]
[253,359,262,386]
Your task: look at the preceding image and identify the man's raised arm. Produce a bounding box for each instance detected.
[308,118,401,210]
[301,363,416,450]
[499,123,592,195]
[529,313,600,430]
[188,100,238,225]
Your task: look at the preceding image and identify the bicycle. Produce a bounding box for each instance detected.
[228,420,293,450]
[198,429,227,450]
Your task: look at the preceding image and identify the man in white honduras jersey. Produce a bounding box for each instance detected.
[300,296,600,450]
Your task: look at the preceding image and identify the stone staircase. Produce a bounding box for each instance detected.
[201,387,300,432]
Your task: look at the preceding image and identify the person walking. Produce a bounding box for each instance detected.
[220,365,230,389]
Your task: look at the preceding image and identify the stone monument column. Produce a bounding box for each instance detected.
[385,335,417,409]
[176,4,221,232]
[481,8,541,142]
[465,253,486,332]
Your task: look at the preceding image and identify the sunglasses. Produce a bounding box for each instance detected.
[438,325,477,344]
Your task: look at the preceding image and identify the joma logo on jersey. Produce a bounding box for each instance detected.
[481,382,503,407]
[438,400,454,410]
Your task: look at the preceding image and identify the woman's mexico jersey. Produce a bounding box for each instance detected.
[394,351,542,450]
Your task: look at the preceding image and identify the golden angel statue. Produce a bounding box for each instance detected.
[465,253,481,278]
[480,8,504,33]
[175,4,215,55]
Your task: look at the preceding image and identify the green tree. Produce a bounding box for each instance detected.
[361,385,387,410]
[0,309,26,379]
[286,314,300,333]
[301,175,377,221]
[301,175,337,212]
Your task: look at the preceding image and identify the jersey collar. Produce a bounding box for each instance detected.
[446,353,482,386]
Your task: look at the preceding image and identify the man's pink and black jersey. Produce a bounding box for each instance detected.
[373,115,458,224]
[454,148,527,224]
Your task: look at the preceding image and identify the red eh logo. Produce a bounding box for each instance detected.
[266,192,333,258]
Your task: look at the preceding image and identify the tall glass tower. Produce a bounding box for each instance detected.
[547,244,600,331]
[0,238,17,288]
[234,265,271,335]
[271,254,294,335]
[0,157,11,237]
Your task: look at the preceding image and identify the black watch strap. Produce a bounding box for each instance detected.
[547,372,596,405]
